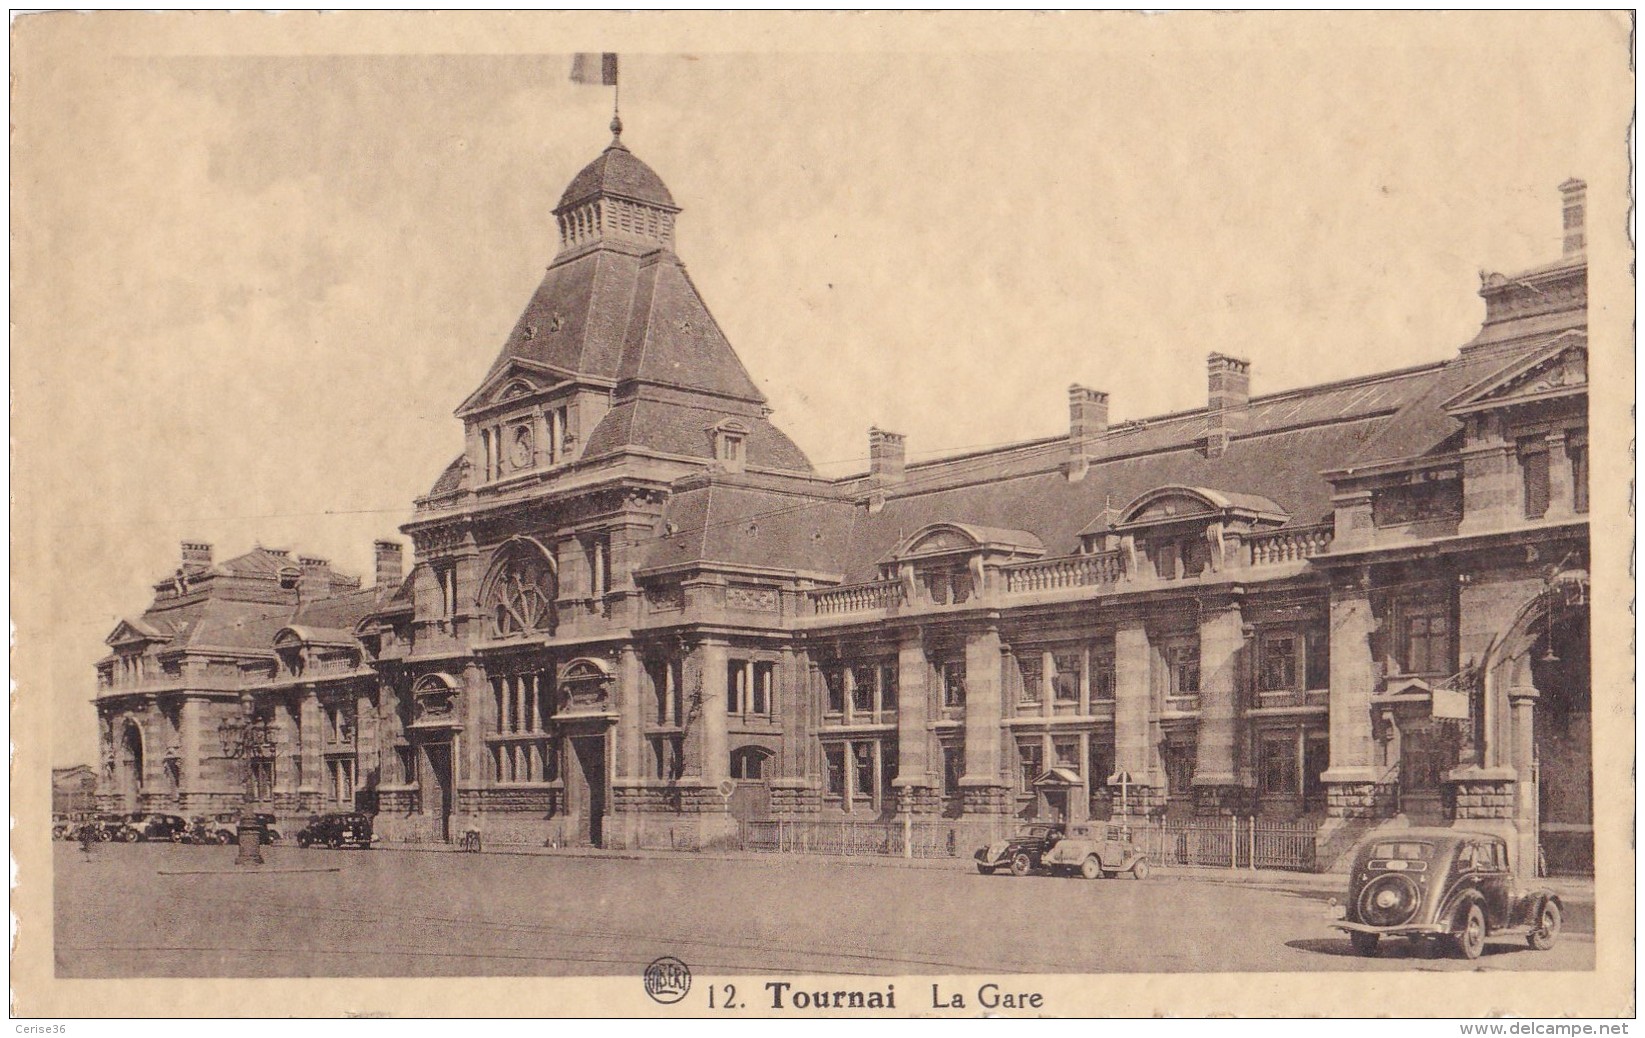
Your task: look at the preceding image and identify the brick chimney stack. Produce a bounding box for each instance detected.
[1205,352,1251,459]
[180,541,213,569]
[374,539,405,589]
[869,427,906,484]
[297,555,331,601]
[1067,384,1109,481]
[1560,178,1586,255]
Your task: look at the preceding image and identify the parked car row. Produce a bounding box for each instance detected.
[974,822,1150,880]
[54,812,284,845]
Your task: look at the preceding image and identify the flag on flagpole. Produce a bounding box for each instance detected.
[570,53,618,86]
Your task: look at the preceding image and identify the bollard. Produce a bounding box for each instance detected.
[235,819,265,866]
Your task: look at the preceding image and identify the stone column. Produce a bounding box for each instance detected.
[1113,620,1158,814]
[298,689,322,802]
[616,646,643,781]
[1544,430,1574,520]
[961,626,1004,783]
[179,695,203,796]
[1322,581,1379,793]
[893,630,934,813]
[1458,414,1517,536]
[697,641,730,784]
[1193,601,1248,814]
[1508,685,1540,875]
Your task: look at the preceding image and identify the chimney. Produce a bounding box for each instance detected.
[1560,178,1586,255]
[1067,385,1109,481]
[374,539,405,589]
[869,427,906,484]
[297,555,331,600]
[180,541,213,569]
[1205,352,1251,458]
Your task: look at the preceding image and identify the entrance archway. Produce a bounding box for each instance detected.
[1529,607,1592,875]
[119,721,144,812]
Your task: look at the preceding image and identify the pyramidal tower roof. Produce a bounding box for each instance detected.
[459,119,812,475]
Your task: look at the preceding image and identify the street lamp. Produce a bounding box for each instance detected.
[217,692,275,866]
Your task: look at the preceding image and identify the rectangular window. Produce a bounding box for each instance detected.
[1304,625,1330,691]
[852,742,875,801]
[942,743,965,797]
[1398,599,1453,675]
[824,744,846,798]
[1303,733,1329,803]
[648,658,681,724]
[727,660,747,714]
[1520,440,1550,519]
[652,736,683,781]
[1181,537,1207,578]
[1162,744,1194,797]
[396,746,415,784]
[1091,646,1116,701]
[1154,541,1180,580]
[1259,735,1297,795]
[1259,633,1297,692]
[1018,655,1041,704]
[879,663,898,713]
[1052,652,1081,703]
[880,742,898,802]
[1088,739,1113,790]
[851,663,876,714]
[1569,435,1589,513]
[942,660,967,708]
[823,666,845,714]
[1053,737,1080,772]
[1018,739,1043,793]
[752,661,774,716]
[1165,638,1200,697]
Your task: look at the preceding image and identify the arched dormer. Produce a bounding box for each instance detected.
[1104,485,1288,580]
[881,522,1044,606]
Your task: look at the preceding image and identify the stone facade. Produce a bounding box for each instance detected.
[91,127,1592,876]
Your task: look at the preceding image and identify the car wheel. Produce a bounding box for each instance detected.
[1130,859,1150,881]
[297,834,312,849]
[1080,856,1103,880]
[1349,932,1380,957]
[1453,903,1486,960]
[1527,901,1561,951]
[1010,852,1033,877]
[328,835,343,850]
[96,829,113,842]
[975,863,994,875]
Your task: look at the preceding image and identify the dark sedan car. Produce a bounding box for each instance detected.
[974,822,1067,876]
[1326,828,1563,959]
[296,812,374,849]
[125,813,191,842]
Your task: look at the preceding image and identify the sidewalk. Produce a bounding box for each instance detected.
[377,839,1593,905]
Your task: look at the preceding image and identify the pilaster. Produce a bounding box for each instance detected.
[893,630,931,790]
[1193,602,1244,787]
[1113,621,1157,785]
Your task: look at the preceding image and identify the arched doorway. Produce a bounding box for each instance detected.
[1529,605,1592,875]
[118,721,144,812]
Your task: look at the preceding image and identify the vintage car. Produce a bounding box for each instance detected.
[119,813,191,842]
[72,814,127,842]
[1326,828,1563,959]
[975,823,1067,876]
[296,812,374,849]
[1040,822,1149,880]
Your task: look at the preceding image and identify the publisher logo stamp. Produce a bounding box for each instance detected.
[644,956,692,1005]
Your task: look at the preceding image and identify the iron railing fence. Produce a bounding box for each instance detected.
[739,819,956,858]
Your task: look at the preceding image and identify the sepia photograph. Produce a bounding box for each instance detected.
[10,10,1634,1020]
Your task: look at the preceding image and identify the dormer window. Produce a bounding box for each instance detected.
[710,418,750,473]
[1112,485,1288,578]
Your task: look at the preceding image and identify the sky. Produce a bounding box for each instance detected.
[12,13,1629,767]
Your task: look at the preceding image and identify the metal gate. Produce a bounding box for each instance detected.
[1131,817,1317,872]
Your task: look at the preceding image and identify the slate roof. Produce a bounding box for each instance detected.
[583,395,813,473]
[557,138,677,211]
[641,480,857,575]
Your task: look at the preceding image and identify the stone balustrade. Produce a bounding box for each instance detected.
[810,579,905,616]
[1247,523,1334,566]
[1001,551,1123,593]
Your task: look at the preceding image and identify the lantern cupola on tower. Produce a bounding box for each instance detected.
[553,117,681,253]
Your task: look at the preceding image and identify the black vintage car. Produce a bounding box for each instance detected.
[296,812,374,849]
[1326,828,1563,959]
[121,813,192,842]
[974,822,1067,876]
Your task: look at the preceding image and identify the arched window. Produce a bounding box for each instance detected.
[730,745,775,780]
[481,538,558,639]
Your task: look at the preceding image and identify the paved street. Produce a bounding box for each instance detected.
[55,843,1594,978]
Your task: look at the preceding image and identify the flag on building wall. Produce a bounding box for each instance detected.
[570,53,618,86]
